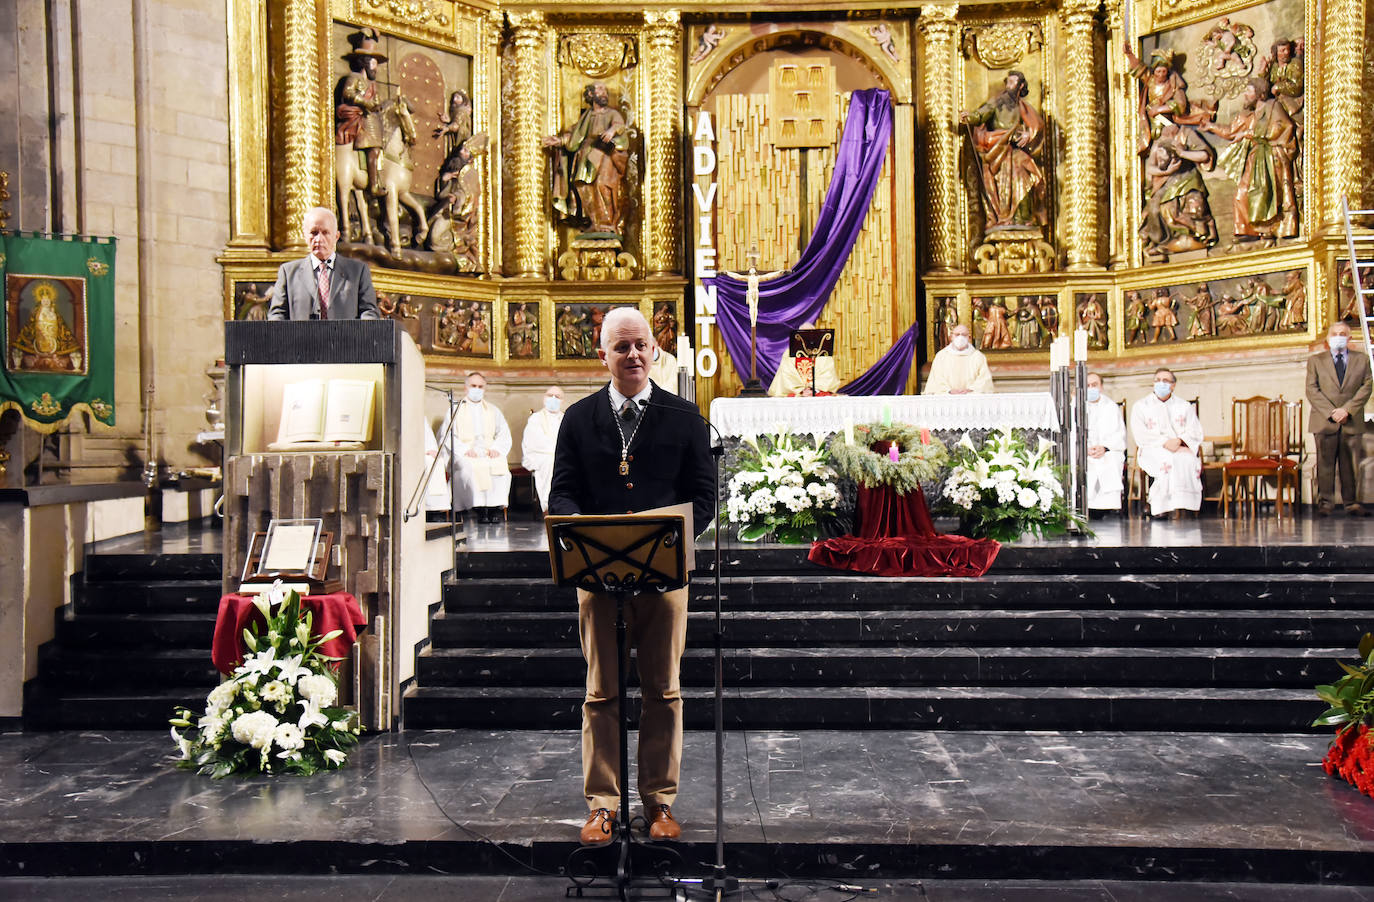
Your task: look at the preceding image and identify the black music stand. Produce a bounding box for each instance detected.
[789,328,835,397]
[548,510,691,899]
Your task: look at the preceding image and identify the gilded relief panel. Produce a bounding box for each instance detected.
[430,297,494,357]
[1075,292,1111,352]
[1336,260,1374,322]
[328,23,486,273]
[507,300,540,360]
[970,295,1062,351]
[555,302,637,360]
[1121,268,1307,347]
[1129,0,1305,265]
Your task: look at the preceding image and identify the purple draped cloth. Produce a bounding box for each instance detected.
[706,88,893,388]
[840,323,919,396]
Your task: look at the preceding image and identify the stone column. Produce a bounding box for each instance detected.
[917,4,960,272]
[508,10,547,277]
[1060,0,1100,269]
[1320,0,1366,223]
[643,9,682,278]
[279,0,321,251]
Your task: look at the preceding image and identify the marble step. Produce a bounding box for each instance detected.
[415,645,1347,689]
[401,685,1322,732]
[454,543,1374,578]
[428,608,1374,649]
[74,578,222,614]
[35,646,219,689]
[443,573,1374,612]
[82,552,222,582]
[22,685,212,730]
[51,612,217,649]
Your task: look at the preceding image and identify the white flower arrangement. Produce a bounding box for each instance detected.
[941,429,1080,542]
[170,581,361,777]
[726,428,840,543]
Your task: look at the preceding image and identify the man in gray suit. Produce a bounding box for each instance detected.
[1306,321,1371,516]
[267,207,379,321]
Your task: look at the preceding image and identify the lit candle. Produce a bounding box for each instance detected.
[888,442,900,463]
[1074,328,1088,362]
[843,416,854,446]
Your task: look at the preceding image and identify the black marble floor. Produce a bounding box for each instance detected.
[2,728,1373,886]
[87,508,1374,558]
[1,875,1371,901]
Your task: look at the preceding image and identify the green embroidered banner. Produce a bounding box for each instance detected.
[0,232,117,432]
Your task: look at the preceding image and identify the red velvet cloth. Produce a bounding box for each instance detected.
[212,592,368,675]
[809,484,1000,577]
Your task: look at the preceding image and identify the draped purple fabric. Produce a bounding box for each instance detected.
[840,323,919,396]
[705,88,894,388]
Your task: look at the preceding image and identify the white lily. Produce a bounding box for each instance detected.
[273,654,311,685]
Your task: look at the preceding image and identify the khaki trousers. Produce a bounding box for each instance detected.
[577,585,688,813]
[1316,429,1364,504]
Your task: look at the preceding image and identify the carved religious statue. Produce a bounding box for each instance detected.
[1076,293,1108,350]
[1201,77,1300,243]
[1124,44,1220,261]
[544,83,630,239]
[960,71,1048,233]
[335,29,388,199]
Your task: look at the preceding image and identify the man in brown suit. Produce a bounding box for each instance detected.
[1307,321,1372,515]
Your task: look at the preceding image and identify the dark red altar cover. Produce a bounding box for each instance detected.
[212,592,368,675]
[809,484,1000,577]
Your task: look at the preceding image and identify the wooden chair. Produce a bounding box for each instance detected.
[1221,396,1302,518]
[1127,397,1202,516]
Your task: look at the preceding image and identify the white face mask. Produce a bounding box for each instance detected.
[1153,381,1173,400]
[951,335,970,351]
[1086,386,1101,403]
[544,396,562,413]
[1330,335,1350,352]
[467,386,484,404]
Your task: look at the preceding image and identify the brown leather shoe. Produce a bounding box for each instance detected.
[1318,501,1334,517]
[1347,503,1366,517]
[645,804,681,841]
[579,808,615,845]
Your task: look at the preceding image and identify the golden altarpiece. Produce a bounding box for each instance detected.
[220,0,1370,411]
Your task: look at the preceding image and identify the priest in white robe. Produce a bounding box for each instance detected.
[423,420,453,515]
[1129,367,1204,516]
[924,324,994,395]
[1083,372,1126,511]
[520,385,565,511]
[768,354,840,397]
[648,346,679,395]
[440,371,512,523]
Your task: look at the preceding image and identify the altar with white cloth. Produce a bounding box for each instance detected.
[708,393,1060,440]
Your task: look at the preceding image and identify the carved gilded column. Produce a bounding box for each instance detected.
[1321,0,1365,223]
[1102,0,1129,267]
[644,9,682,278]
[1060,0,1100,269]
[279,0,321,251]
[918,5,960,272]
[227,0,269,247]
[480,9,503,274]
[509,11,548,278]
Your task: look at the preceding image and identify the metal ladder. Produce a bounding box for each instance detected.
[1341,196,1374,375]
